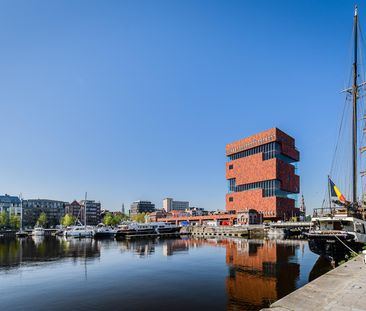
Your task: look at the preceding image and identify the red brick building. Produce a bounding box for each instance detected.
[226,128,299,220]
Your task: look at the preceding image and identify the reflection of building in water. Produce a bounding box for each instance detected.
[162,239,189,256]
[225,239,300,310]
[118,240,156,257]
[0,237,100,269]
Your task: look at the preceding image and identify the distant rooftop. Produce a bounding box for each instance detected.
[0,194,21,204]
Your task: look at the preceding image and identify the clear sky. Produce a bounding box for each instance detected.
[0,0,361,211]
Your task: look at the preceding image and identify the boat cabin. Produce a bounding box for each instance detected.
[313,217,366,234]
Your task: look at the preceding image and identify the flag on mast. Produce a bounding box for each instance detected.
[329,178,348,204]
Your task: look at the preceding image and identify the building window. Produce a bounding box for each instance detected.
[228,178,236,193]
[227,141,296,164]
[229,164,233,169]
[229,197,233,202]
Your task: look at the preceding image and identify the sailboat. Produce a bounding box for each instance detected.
[307,6,366,260]
[64,193,94,238]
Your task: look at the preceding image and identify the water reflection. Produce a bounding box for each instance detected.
[0,236,100,270]
[0,237,331,311]
[119,239,156,257]
[225,239,301,310]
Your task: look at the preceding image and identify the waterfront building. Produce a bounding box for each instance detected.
[22,199,68,228]
[0,194,21,216]
[226,128,300,220]
[148,210,167,222]
[130,200,155,215]
[185,207,207,216]
[82,200,101,226]
[64,200,81,221]
[65,200,101,226]
[163,198,189,212]
[236,209,262,225]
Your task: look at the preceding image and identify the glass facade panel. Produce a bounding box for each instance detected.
[227,142,295,163]
[228,178,297,200]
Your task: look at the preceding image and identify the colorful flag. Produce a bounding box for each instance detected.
[329,178,348,204]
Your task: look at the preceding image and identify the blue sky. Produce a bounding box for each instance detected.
[0,0,361,211]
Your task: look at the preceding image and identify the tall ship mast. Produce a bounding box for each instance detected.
[352,5,358,205]
[307,6,366,261]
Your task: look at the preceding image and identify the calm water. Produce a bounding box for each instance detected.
[0,237,332,311]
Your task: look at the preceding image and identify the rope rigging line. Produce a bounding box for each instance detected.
[333,233,359,256]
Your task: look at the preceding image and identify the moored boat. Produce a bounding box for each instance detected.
[150,222,180,235]
[64,225,94,238]
[64,193,94,238]
[93,223,116,239]
[115,223,156,239]
[307,208,366,259]
[115,222,180,239]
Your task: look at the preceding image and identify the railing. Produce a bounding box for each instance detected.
[312,208,349,217]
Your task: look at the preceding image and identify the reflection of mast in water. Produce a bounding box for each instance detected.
[84,239,87,281]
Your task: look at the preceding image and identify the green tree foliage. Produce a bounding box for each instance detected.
[0,211,8,228]
[37,212,47,227]
[102,213,114,226]
[9,214,20,230]
[112,214,122,225]
[102,213,123,226]
[131,212,146,223]
[61,214,75,227]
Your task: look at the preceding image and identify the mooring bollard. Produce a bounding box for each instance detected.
[362,250,366,264]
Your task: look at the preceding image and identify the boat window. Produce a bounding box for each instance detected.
[333,222,342,231]
[341,221,351,226]
[355,222,365,234]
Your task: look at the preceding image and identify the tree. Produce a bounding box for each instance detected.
[0,211,8,228]
[102,213,114,226]
[102,213,124,226]
[131,212,146,223]
[37,212,47,227]
[61,214,75,227]
[112,214,122,226]
[9,214,20,230]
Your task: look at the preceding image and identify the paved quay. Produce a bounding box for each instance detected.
[262,255,366,311]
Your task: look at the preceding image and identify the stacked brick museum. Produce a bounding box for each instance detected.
[226,127,300,221]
